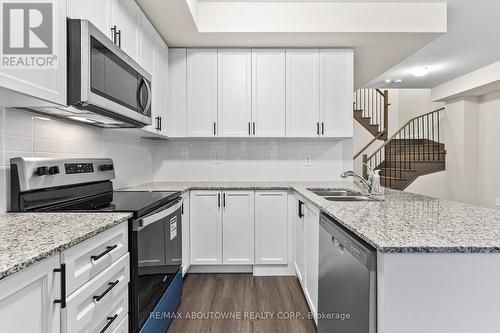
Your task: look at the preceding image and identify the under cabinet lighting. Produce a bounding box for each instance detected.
[69,116,96,124]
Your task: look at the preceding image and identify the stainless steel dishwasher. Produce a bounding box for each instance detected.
[318,213,377,333]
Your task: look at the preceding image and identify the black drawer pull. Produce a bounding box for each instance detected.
[53,263,66,308]
[91,245,118,261]
[93,280,119,302]
[98,314,118,333]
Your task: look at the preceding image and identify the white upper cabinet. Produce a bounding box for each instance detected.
[187,49,218,137]
[67,0,112,38]
[167,49,188,137]
[0,255,61,333]
[255,191,288,265]
[222,191,255,265]
[217,50,252,137]
[320,49,354,137]
[110,0,140,62]
[286,50,321,137]
[251,50,286,137]
[0,0,67,106]
[190,190,223,264]
[138,12,156,75]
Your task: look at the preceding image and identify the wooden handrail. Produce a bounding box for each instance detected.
[367,107,445,161]
[354,129,387,160]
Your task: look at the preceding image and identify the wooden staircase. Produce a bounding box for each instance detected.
[353,89,388,141]
[353,89,446,190]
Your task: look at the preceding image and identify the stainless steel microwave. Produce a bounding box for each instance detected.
[67,19,152,127]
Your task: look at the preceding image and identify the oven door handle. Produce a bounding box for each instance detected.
[134,198,182,231]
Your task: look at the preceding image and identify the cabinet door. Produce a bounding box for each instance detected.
[251,50,286,137]
[187,49,218,137]
[222,191,255,264]
[255,191,288,264]
[286,50,320,137]
[181,192,190,276]
[305,202,320,319]
[138,12,156,75]
[190,190,222,264]
[320,49,354,137]
[0,0,67,106]
[167,49,187,137]
[217,50,252,137]
[110,0,139,61]
[294,198,307,286]
[0,255,60,333]
[67,0,112,38]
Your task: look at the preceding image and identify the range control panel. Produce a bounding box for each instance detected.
[10,157,116,192]
[65,163,94,174]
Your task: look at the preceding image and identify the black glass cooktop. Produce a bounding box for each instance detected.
[48,191,180,218]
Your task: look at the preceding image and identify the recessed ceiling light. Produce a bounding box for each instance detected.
[411,66,432,77]
[384,79,392,84]
[394,79,403,84]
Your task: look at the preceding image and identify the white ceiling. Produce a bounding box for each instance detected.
[367,0,500,89]
[136,0,447,88]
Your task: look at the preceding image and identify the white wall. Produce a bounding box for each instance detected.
[397,89,444,126]
[153,138,353,181]
[0,108,156,212]
[407,92,500,209]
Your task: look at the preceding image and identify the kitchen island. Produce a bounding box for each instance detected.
[123,181,500,333]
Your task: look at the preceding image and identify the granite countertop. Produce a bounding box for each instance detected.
[122,181,500,254]
[0,213,131,280]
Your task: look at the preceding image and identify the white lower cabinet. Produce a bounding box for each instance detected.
[255,191,288,264]
[222,191,255,264]
[190,190,223,264]
[0,255,61,333]
[294,194,320,323]
[113,315,129,333]
[191,190,288,267]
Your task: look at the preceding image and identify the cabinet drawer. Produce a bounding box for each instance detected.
[61,222,128,294]
[64,253,130,333]
[113,314,129,333]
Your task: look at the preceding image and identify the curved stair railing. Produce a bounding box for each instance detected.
[362,107,445,189]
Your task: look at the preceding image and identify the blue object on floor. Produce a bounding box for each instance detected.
[139,269,183,333]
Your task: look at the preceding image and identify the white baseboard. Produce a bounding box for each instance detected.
[253,265,295,276]
[187,265,253,273]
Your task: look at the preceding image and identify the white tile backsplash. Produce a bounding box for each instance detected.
[0,107,156,212]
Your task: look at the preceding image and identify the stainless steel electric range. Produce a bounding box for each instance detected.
[10,157,183,333]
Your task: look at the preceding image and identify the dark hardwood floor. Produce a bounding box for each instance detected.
[167,274,317,333]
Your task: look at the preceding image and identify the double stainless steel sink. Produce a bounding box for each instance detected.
[308,189,381,202]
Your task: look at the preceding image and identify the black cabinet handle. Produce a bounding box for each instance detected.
[110,25,117,44]
[217,193,220,207]
[98,314,118,333]
[53,263,66,308]
[248,122,251,135]
[322,122,325,135]
[159,117,162,131]
[298,200,304,218]
[93,280,119,302]
[316,122,320,135]
[91,245,118,261]
[253,122,256,135]
[155,116,160,131]
[116,29,121,48]
[213,122,216,136]
[223,193,226,207]
[181,203,184,215]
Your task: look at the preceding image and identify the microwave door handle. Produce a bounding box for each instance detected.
[143,79,152,114]
[137,79,146,111]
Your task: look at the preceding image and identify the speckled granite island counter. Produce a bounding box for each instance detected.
[0,212,131,280]
[122,181,500,333]
[122,181,500,253]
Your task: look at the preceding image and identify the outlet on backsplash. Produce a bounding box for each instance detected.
[304,156,311,166]
[214,154,222,164]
